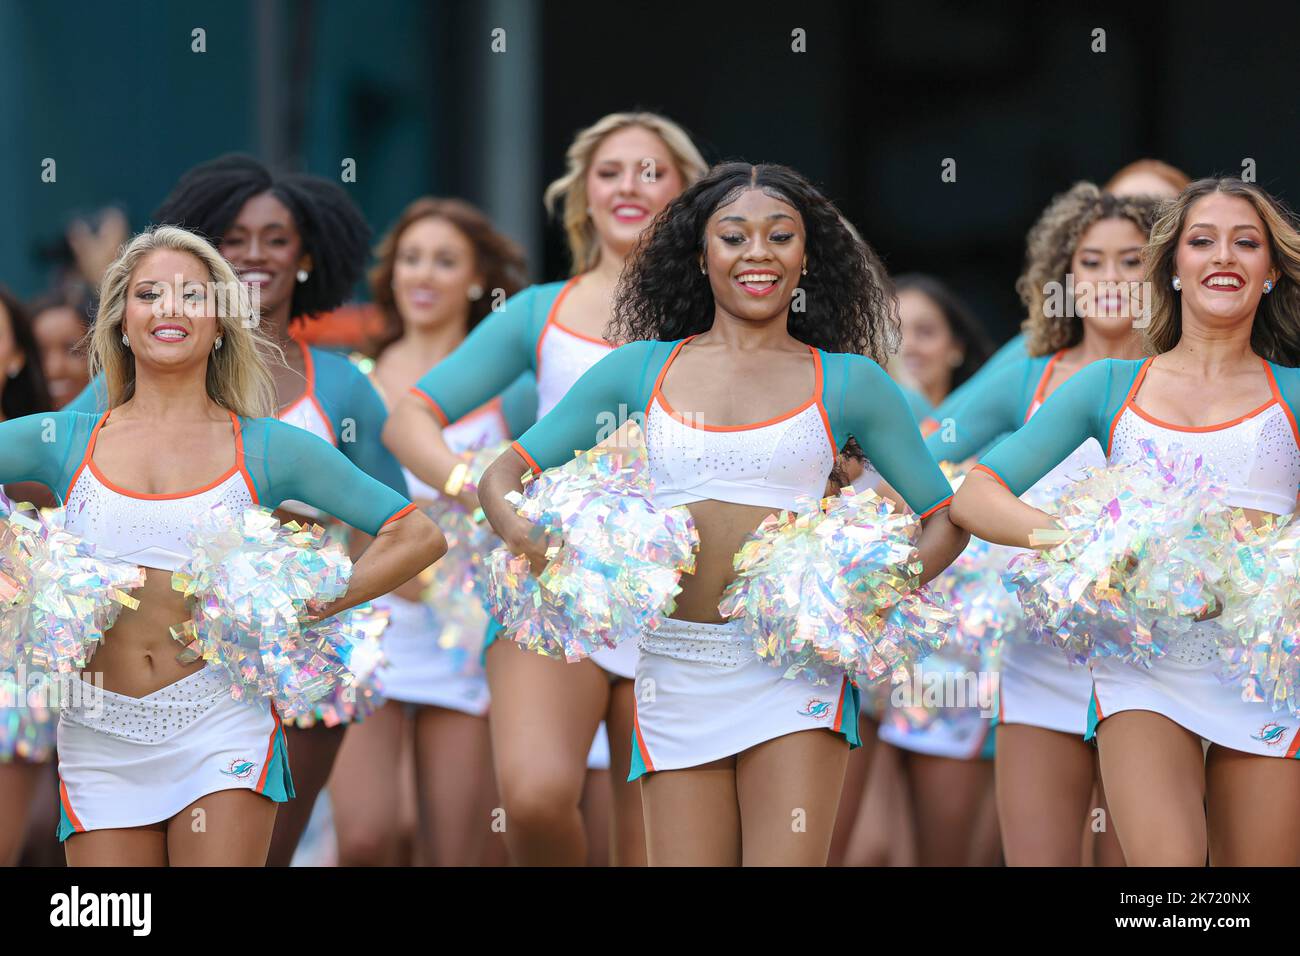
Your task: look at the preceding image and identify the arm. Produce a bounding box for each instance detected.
[248,420,446,617]
[923,359,1030,464]
[950,360,1116,548]
[0,412,87,498]
[838,356,968,585]
[63,375,109,414]
[338,359,409,496]
[922,332,1027,432]
[384,288,541,495]
[478,343,654,570]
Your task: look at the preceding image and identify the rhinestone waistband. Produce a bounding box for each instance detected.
[639,618,750,667]
[1161,619,1226,666]
[60,666,240,743]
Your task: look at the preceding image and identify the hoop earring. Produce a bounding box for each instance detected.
[296,269,310,283]
[1171,276,1182,292]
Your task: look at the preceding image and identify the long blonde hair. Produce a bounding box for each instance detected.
[89,226,282,417]
[1143,178,1300,365]
[543,111,707,275]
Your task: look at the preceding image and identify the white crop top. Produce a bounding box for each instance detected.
[63,412,258,571]
[644,348,837,511]
[536,311,612,419]
[1109,400,1300,515]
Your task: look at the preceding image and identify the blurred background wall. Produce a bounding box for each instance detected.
[2,0,1296,343]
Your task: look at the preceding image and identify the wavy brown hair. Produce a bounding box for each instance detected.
[368,197,528,354]
[1016,182,1160,357]
[1143,177,1300,365]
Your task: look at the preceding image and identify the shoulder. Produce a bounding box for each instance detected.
[310,346,368,382]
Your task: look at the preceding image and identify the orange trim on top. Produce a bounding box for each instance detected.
[255,707,283,793]
[1106,358,1152,457]
[632,701,655,773]
[279,339,337,443]
[512,441,542,476]
[381,502,418,528]
[233,415,260,504]
[409,387,451,427]
[84,410,246,500]
[1025,350,1067,424]
[534,277,611,369]
[970,463,1011,491]
[58,778,85,832]
[918,495,954,520]
[63,410,108,500]
[653,336,825,432]
[1118,356,1279,445]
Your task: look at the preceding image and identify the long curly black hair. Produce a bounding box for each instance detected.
[610,162,898,363]
[152,154,371,320]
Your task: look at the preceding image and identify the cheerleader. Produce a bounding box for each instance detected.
[31,293,93,410]
[931,184,1159,864]
[329,197,533,866]
[478,163,968,866]
[384,112,707,865]
[0,288,56,866]
[951,178,1300,865]
[923,159,1191,438]
[0,227,440,865]
[67,155,408,865]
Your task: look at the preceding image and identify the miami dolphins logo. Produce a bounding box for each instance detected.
[220,759,257,778]
[1252,723,1288,746]
[798,698,833,720]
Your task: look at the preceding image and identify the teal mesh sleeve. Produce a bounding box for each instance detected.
[977,358,1141,495]
[0,411,99,501]
[240,417,414,534]
[924,355,1047,463]
[411,283,561,426]
[498,373,539,438]
[309,348,408,496]
[64,375,109,414]
[510,340,672,472]
[823,352,954,516]
[929,332,1027,424]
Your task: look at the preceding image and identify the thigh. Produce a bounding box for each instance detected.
[736,729,849,867]
[0,762,44,866]
[485,641,607,802]
[413,705,494,866]
[1206,744,1300,866]
[1091,755,1127,867]
[331,701,407,865]
[604,677,646,867]
[167,789,278,866]
[995,723,1097,866]
[905,752,994,867]
[828,716,874,866]
[640,757,741,866]
[1096,711,1207,866]
[581,769,612,867]
[266,723,348,866]
[64,823,168,867]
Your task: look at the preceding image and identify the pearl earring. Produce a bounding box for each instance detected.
[1171,276,1182,292]
[467,284,484,302]
[121,332,130,349]
[296,269,310,283]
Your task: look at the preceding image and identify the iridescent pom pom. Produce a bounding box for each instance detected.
[718,487,953,686]
[927,536,1024,662]
[487,430,699,662]
[1005,440,1232,666]
[0,503,145,674]
[171,504,388,721]
[419,440,510,657]
[1219,513,1300,716]
[0,672,58,763]
[284,603,390,727]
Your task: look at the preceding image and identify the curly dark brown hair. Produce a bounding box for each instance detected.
[608,162,898,362]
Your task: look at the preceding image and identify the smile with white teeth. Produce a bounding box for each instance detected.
[240,271,272,284]
[1205,275,1243,288]
[151,327,189,342]
[737,272,779,286]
